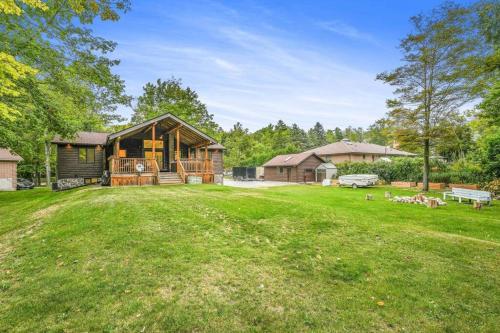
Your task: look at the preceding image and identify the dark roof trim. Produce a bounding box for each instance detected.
[107,113,217,144]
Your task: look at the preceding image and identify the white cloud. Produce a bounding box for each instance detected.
[318,20,380,45]
[109,4,391,131]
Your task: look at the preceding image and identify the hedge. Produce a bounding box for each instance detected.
[335,157,481,184]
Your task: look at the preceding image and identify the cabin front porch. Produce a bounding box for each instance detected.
[105,114,217,186]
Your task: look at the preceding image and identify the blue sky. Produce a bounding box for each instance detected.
[93,0,468,130]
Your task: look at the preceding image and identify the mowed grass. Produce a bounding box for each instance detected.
[0,185,498,332]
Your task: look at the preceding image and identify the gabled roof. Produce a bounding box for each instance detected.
[0,148,23,162]
[51,113,221,147]
[263,151,324,167]
[307,140,416,157]
[107,113,217,145]
[52,132,108,145]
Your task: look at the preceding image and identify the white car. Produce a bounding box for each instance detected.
[338,174,378,188]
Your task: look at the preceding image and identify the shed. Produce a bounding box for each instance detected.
[263,152,325,182]
[0,148,23,191]
[315,162,337,182]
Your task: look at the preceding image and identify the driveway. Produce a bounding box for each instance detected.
[223,179,298,188]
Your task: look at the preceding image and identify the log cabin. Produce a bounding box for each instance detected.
[52,113,224,186]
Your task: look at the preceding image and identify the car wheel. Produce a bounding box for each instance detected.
[352,183,358,189]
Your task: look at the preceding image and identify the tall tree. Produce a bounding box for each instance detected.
[307,122,327,148]
[377,2,493,190]
[132,78,220,137]
[0,0,131,186]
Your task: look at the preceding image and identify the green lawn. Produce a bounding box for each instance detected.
[0,185,498,332]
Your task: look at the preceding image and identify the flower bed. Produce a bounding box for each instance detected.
[391,181,417,188]
[417,182,445,190]
[448,183,479,190]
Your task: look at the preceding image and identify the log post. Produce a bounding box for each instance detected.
[113,137,120,158]
[204,144,208,173]
[176,128,180,159]
[152,123,156,159]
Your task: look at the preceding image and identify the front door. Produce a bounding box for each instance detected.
[143,139,164,169]
[286,168,291,182]
[144,151,164,169]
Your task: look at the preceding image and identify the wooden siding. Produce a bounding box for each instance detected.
[57,144,104,179]
[0,161,17,190]
[211,150,224,175]
[263,154,323,182]
[264,166,297,182]
[111,174,155,186]
[295,154,324,182]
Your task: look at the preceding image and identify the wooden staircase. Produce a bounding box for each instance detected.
[158,172,183,185]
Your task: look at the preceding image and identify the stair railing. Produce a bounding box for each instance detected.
[176,159,186,183]
[151,159,160,185]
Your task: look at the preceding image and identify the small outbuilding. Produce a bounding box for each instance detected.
[263,152,325,183]
[315,162,337,182]
[0,148,23,191]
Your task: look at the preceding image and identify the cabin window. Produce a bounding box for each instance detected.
[79,147,96,164]
[279,167,284,174]
[143,140,164,149]
[119,149,127,157]
[363,154,366,160]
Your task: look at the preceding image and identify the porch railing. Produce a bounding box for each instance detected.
[170,159,213,174]
[110,158,157,174]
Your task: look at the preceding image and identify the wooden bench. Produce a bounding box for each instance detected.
[443,188,492,205]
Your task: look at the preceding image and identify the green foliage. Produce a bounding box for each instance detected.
[132,78,220,137]
[334,157,480,184]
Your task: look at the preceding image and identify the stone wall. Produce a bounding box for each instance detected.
[54,178,85,191]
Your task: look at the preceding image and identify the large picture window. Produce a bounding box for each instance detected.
[79,147,96,164]
[143,140,164,149]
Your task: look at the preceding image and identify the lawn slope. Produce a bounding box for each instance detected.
[0,185,499,332]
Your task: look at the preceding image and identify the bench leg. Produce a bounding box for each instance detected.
[459,197,462,203]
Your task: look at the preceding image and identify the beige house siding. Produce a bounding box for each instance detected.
[0,161,17,190]
[322,153,382,163]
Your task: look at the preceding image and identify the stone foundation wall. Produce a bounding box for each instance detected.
[54,178,85,191]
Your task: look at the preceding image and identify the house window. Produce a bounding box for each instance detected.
[143,140,164,149]
[363,154,366,160]
[119,149,127,157]
[79,147,96,164]
[279,167,284,174]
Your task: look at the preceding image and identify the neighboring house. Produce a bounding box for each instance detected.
[263,151,325,182]
[52,113,224,186]
[0,148,23,191]
[306,138,416,163]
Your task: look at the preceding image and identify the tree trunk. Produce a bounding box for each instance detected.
[44,140,52,188]
[423,138,430,192]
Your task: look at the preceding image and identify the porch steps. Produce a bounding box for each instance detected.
[158,172,183,185]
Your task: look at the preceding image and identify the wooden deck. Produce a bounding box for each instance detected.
[109,157,214,186]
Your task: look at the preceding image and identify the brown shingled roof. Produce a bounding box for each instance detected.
[208,143,225,150]
[306,140,416,157]
[263,151,324,167]
[0,148,23,162]
[52,132,109,145]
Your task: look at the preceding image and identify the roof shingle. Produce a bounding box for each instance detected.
[52,132,109,145]
[263,151,324,167]
[0,148,23,162]
[306,140,416,156]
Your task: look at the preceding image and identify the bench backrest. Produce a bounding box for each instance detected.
[451,188,491,199]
